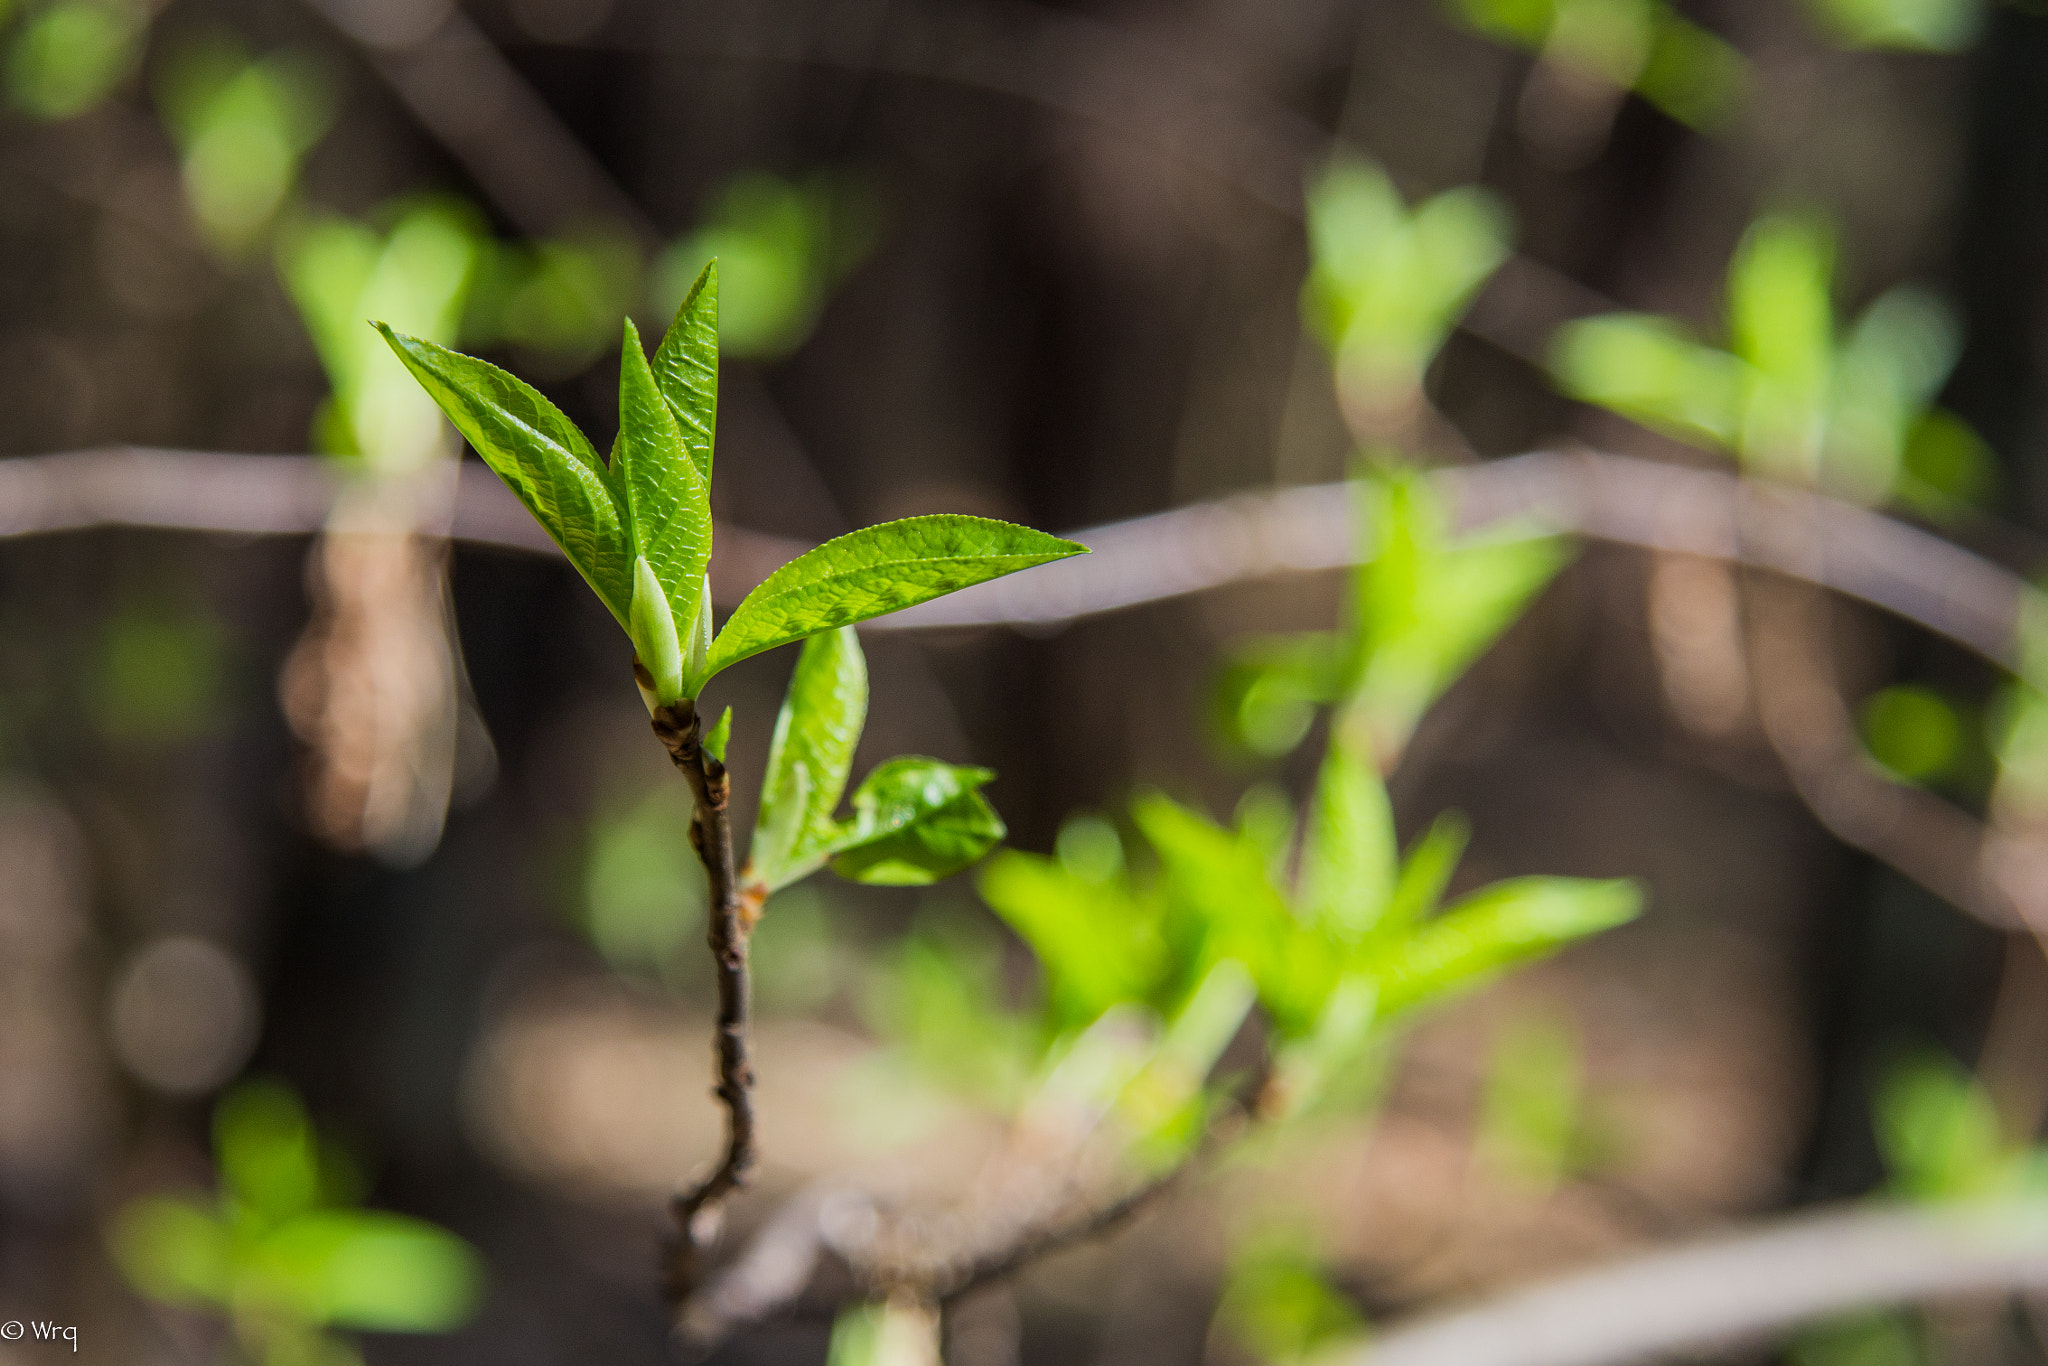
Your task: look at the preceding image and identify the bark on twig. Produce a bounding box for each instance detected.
[648,694,757,1310]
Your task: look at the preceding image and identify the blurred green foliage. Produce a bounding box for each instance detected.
[155,33,333,256]
[1807,0,1981,50]
[5,0,142,120]
[90,595,227,744]
[1448,0,1747,129]
[466,226,642,373]
[582,783,705,985]
[1858,685,1963,784]
[1214,1228,1363,1365]
[653,171,880,360]
[1792,1313,1926,1366]
[110,1081,483,1366]
[1216,473,1567,766]
[280,200,483,474]
[1551,212,1992,510]
[1303,158,1512,429]
[954,472,1635,1145]
[1873,1051,2040,1200]
[1475,1013,1588,1194]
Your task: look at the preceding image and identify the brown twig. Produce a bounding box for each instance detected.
[647,693,757,1309]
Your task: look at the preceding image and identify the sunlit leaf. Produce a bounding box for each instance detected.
[1131,794,1325,1030]
[1876,1052,2021,1199]
[253,1211,483,1331]
[215,1080,323,1221]
[831,757,1003,885]
[617,319,713,660]
[377,325,630,622]
[109,1197,232,1308]
[650,260,718,484]
[1296,736,1397,942]
[749,627,867,891]
[1383,811,1470,933]
[1550,313,1745,447]
[1365,876,1641,1014]
[702,705,733,763]
[978,850,1165,1026]
[705,516,1087,678]
[1809,0,1982,51]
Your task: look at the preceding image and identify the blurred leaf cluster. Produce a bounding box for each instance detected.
[282,201,484,474]
[1448,0,1746,129]
[110,1081,482,1366]
[4,0,144,121]
[155,33,334,257]
[853,474,1641,1157]
[1552,212,1992,511]
[1217,473,1566,766]
[1303,159,1511,433]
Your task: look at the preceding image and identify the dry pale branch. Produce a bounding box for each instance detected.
[1330,1198,2048,1366]
[0,446,2034,676]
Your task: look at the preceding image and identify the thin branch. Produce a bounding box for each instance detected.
[1335,1198,2048,1366]
[647,696,757,1311]
[1744,578,2028,932]
[0,447,2036,680]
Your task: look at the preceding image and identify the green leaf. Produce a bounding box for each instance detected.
[833,785,1005,884]
[650,259,719,486]
[629,556,684,704]
[215,1079,323,1221]
[702,705,733,763]
[1132,794,1326,1031]
[749,627,867,891]
[1365,877,1641,1015]
[1297,736,1397,942]
[254,1211,483,1331]
[705,516,1088,678]
[376,324,631,623]
[1383,811,1470,934]
[616,320,713,652]
[1550,313,1745,449]
[830,756,1000,880]
[977,850,1165,1025]
[109,1197,232,1308]
[1349,475,1568,752]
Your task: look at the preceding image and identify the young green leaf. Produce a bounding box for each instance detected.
[978,850,1166,1025]
[748,626,868,891]
[629,555,684,704]
[704,515,1088,678]
[376,324,631,622]
[253,1210,483,1331]
[1383,810,1470,934]
[1365,876,1642,1015]
[1131,794,1321,1028]
[831,757,1005,885]
[1296,736,1398,942]
[702,705,733,763]
[616,319,713,650]
[650,259,718,486]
